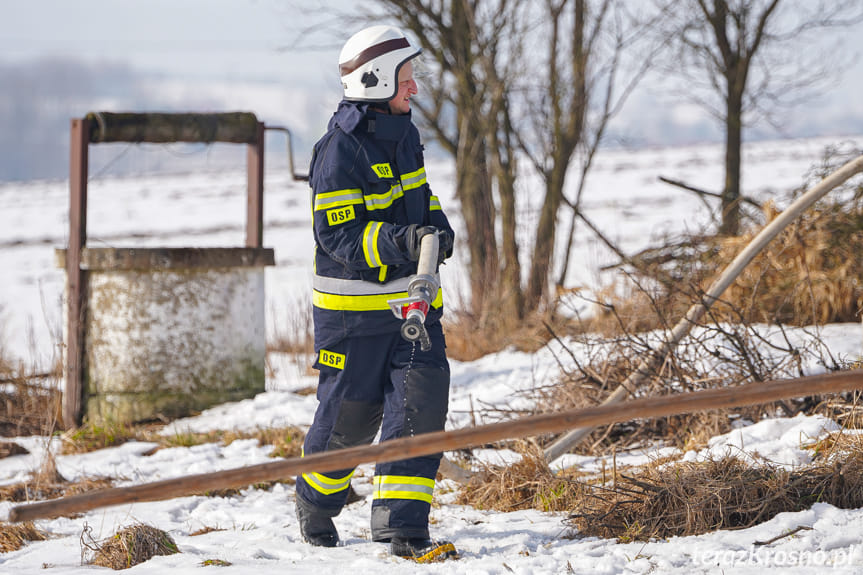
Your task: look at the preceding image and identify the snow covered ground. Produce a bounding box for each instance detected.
[1,135,862,573]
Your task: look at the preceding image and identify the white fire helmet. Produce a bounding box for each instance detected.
[339,25,421,102]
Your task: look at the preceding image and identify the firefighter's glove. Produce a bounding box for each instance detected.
[405,225,439,261]
[404,225,454,265]
[437,229,454,263]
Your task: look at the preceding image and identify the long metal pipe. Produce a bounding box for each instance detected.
[10,369,863,523]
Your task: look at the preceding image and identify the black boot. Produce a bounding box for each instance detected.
[391,537,459,563]
[295,497,339,547]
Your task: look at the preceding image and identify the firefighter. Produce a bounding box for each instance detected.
[295,25,457,562]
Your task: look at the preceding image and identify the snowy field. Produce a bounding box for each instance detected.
[1,135,863,573]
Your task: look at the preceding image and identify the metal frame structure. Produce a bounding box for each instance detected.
[64,112,268,427]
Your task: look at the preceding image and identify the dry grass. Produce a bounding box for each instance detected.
[0,453,115,504]
[569,435,863,541]
[82,523,179,570]
[571,456,807,541]
[59,420,141,455]
[592,184,863,335]
[155,425,305,459]
[3,423,304,507]
[0,377,61,438]
[201,558,232,566]
[456,431,863,542]
[443,308,566,362]
[58,423,305,459]
[0,521,49,553]
[455,446,588,513]
[189,526,226,537]
[0,441,29,458]
[713,199,863,326]
[266,294,316,376]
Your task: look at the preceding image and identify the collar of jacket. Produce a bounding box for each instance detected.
[330,100,411,141]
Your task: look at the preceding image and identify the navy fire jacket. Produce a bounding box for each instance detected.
[308,100,454,352]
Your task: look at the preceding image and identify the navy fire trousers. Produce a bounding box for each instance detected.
[296,322,450,541]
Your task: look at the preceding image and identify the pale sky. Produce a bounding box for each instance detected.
[2,0,863,179]
[1,0,333,83]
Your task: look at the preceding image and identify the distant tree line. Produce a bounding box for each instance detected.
[0,59,141,181]
[0,59,279,182]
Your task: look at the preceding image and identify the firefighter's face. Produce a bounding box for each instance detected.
[389,60,417,115]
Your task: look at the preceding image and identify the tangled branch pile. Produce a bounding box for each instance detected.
[570,433,863,541]
[456,434,863,542]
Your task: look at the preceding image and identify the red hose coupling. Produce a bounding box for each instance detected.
[401,300,430,318]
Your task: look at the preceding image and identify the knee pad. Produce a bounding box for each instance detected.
[403,367,450,436]
[329,399,384,451]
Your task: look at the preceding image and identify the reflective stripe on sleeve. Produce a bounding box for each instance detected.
[373,475,435,503]
[362,221,384,268]
[429,195,442,212]
[400,167,427,191]
[364,183,404,211]
[314,188,364,212]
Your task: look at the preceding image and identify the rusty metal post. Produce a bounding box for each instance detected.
[64,118,89,428]
[246,121,265,248]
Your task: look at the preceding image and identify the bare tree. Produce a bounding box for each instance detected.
[375,1,661,319]
[294,2,658,322]
[660,0,863,236]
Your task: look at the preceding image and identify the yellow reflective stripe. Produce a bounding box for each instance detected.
[378,264,388,282]
[302,470,354,495]
[314,188,364,212]
[375,489,433,502]
[362,221,384,268]
[313,288,443,312]
[365,183,404,211]
[429,195,442,212]
[373,475,435,503]
[300,449,354,495]
[375,475,435,488]
[400,167,427,191]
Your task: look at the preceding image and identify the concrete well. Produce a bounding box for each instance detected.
[57,247,275,424]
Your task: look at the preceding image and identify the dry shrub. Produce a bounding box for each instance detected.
[82,523,179,570]
[455,447,588,513]
[567,433,863,541]
[0,441,29,458]
[0,377,61,438]
[585,146,863,337]
[267,294,315,377]
[0,521,48,553]
[532,322,803,455]
[714,198,863,325]
[444,308,563,362]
